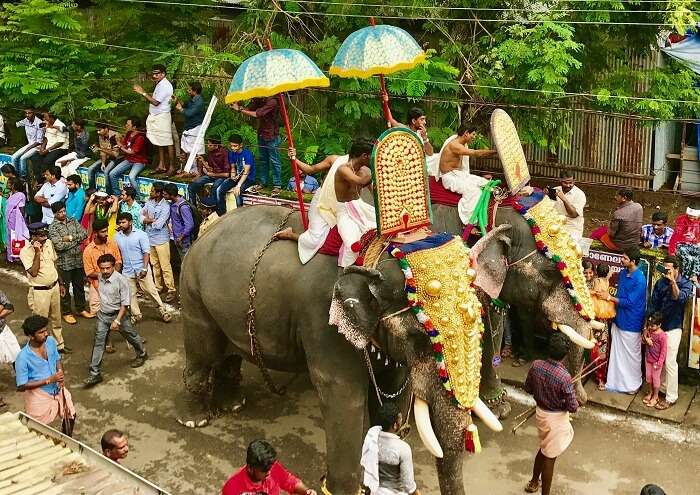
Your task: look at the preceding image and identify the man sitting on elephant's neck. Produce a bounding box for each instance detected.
[275,138,375,267]
[438,123,499,225]
[220,439,316,495]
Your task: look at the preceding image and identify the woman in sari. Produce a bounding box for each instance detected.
[5,177,29,263]
[0,164,18,254]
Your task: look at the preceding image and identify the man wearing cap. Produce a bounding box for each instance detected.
[197,197,220,236]
[134,64,175,175]
[19,223,69,353]
[48,202,89,325]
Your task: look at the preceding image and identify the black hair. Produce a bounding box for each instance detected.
[101,429,125,451]
[9,177,24,192]
[375,401,400,431]
[96,122,110,130]
[50,201,66,213]
[617,188,633,201]
[406,107,424,126]
[457,122,478,135]
[246,440,277,471]
[46,166,62,180]
[122,186,137,199]
[624,247,641,265]
[206,136,221,144]
[127,116,143,129]
[152,63,167,74]
[44,111,57,120]
[228,133,243,144]
[1,164,16,175]
[559,168,574,179]
[349,138,374,159]
[116,212,133,223]
[163,183,179,196]
[596,262,610,278]
[24,106,35,112]
[66,174,82,185]
[662,255,681,270]
[97,253,117,266]
[640,484,666,495]
[151,182,164,193]
[646,312,663,327]
[548,332,569,361]
[651,211,667,223]
[188,81,202,94]
[582,260,593,271]
[73,118,86,128]
[22,315,49,337]
[93,218,109,231]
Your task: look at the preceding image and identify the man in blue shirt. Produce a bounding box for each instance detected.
[115,212,171,324]
[600,247,647,394]
[218,133,256,212]
[286,173,319,194]
[15,315,75,425]
[140,182,175,301]
[65,174,86,222]
[647,255,693,410]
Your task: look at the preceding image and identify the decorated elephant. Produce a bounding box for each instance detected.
[177,198,599,494]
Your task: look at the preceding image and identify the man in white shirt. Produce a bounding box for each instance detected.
[35,166,68,224]
[11,107,45,178]
[549,169,586,241]
[29,111,69,179]
[134,64,175,175]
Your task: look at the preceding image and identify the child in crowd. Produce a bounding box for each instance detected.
[589,262,614,390]
[583,260,594,289]
[643,312,667,408]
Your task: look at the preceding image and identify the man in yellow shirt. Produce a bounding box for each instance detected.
[19,223,69,353]
[197,197,220,237]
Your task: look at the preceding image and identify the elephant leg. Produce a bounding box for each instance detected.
[212,354,246,412]
[177,299,229,427]
[307,352,367,494]
[479,305,511,419]
[436,454,465,495]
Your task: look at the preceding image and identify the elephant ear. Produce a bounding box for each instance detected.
[471,224,511,299]
[329,266,384,349]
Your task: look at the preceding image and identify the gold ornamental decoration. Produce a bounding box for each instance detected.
[490,109,530,195]
[372,128,432,236]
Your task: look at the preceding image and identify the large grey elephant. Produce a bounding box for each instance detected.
[177,202,599,494]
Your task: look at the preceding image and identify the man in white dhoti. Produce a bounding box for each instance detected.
[274,139,375,267]
[438,124,499,224]
[133,64,175,174]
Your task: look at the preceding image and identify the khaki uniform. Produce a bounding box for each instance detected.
[20,240,65,349]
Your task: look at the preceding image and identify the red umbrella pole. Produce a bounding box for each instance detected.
[369,17,393,127]
[266,40,308,229]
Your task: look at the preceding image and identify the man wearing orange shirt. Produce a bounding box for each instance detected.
[83,219,122,316]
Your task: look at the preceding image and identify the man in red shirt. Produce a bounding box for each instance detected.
[221,440,316,495]
[107,117,148,196]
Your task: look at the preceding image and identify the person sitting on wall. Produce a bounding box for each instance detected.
[286,172,320,194]
[668,202,700,282]
[590,188,643,252]
[641,211,673,250]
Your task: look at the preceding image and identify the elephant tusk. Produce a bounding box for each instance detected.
[413,398,444,458]
[589,319,605,331]
[472,398,503,432]
[556,323,595,349]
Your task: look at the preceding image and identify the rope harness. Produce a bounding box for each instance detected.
[246,210,295,396]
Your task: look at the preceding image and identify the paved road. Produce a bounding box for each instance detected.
[0,271,697,494]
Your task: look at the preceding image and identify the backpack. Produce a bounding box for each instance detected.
[176,200,203,241]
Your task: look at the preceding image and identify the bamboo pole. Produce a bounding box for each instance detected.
[368,17,393,127]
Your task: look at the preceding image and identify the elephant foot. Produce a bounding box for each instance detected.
[213,387,247,414]
[481,388,511,419]
[175,392,213,428]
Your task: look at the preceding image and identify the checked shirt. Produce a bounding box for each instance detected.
[524,359,578,413]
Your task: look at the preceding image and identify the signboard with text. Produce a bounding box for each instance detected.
[77,167,189,201]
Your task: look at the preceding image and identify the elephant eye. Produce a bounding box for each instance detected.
[343,297,360,308]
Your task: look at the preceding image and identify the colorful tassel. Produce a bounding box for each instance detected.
[467,423,482,453]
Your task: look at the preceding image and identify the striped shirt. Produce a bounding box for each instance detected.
[641,224,673,249]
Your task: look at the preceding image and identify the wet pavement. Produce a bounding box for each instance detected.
[1,269,699,494]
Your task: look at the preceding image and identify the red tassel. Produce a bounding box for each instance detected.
[351,241,363,253]
[465,429,475,453]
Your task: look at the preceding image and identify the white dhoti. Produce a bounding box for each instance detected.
[180,125,205,156]
[336,199,376,268]
[298,192,331,264]
[146,112,173,146]
[606,323,642,393]
[440,169,488,224]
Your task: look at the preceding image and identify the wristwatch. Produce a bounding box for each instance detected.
[114,319,121,325]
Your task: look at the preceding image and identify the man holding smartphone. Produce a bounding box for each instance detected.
[546,169,586,241]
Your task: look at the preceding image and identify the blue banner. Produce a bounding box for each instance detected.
[77,167,189,201]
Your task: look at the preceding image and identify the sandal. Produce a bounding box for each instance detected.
[512,358,528,368]
[655,400,674,410]
[642,394,652,404]
[248,185,263,194]
[500,345,512,358]
[105,344,116,354]
[646,398,658,408]
[597,382,606,391]
[270,186,281,197]
[525,480,540,493]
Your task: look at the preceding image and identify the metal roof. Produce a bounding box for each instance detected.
[0,411,170,495]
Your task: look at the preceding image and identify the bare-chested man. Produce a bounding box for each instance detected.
[275,138,375,267]
[438,123,498,224]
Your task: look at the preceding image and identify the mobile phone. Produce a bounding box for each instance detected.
[547,188,557,200]
[655,262,667,275]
